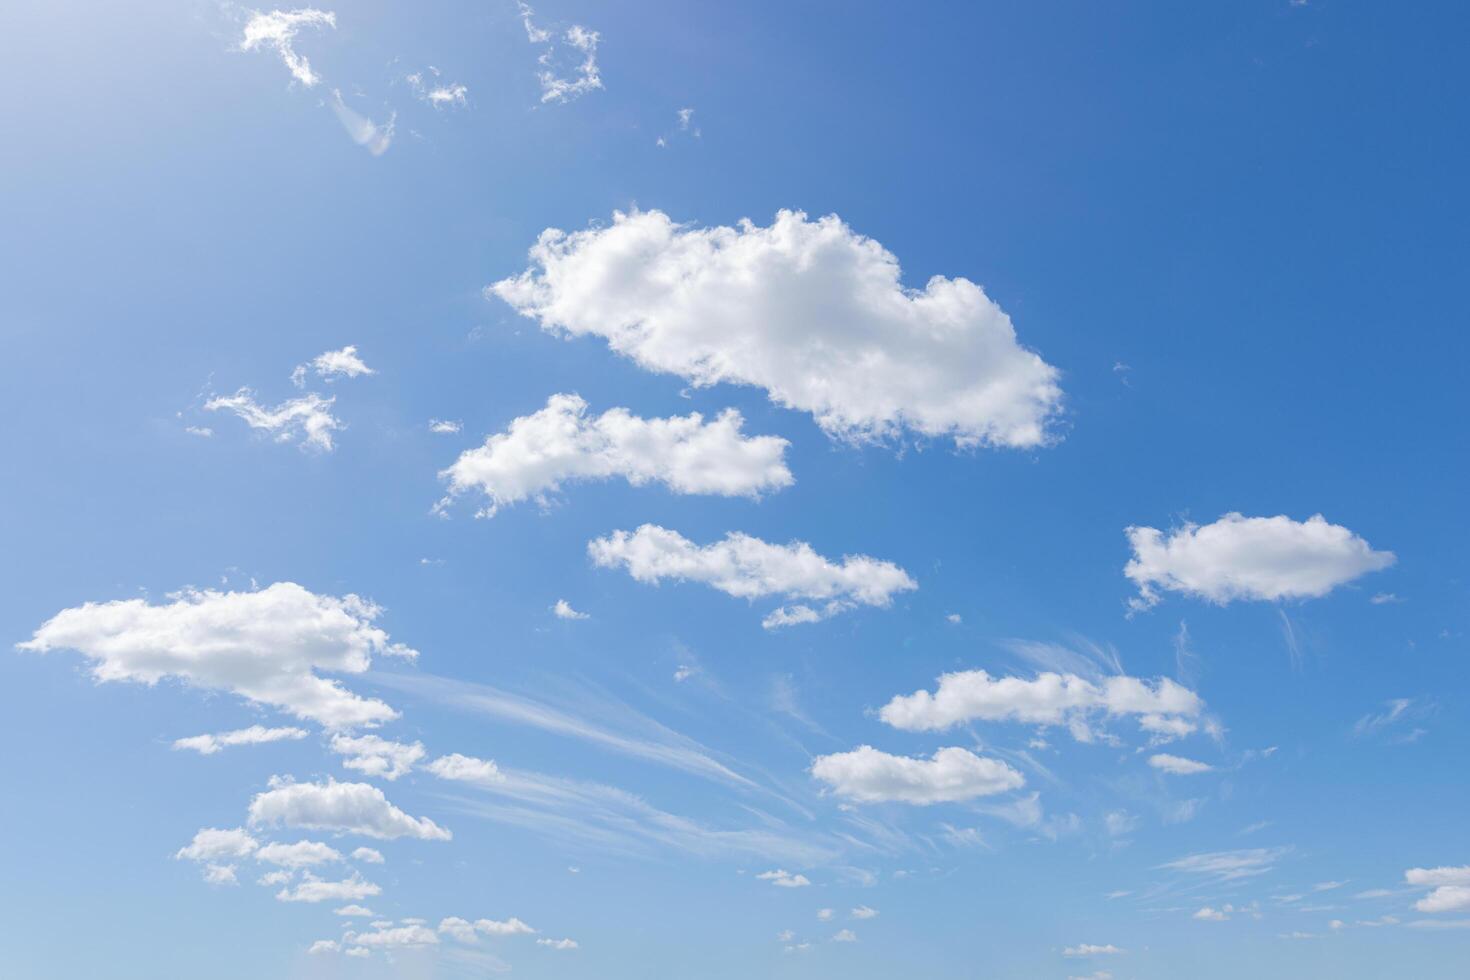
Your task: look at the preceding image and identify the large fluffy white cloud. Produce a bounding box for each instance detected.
[1407,867,1470,913]
[19,583,413,729]
[1124,513,1394,610]
[587,524,916,628]
[247,777,451,841]
[239,8,336,87]
[809,745,1024,804]
[330,734,425,781]
[438,393,791,516]
[489,209,1062,449]
[204,390,343,451]
[172,725,309,755]
[878,668,1203,743]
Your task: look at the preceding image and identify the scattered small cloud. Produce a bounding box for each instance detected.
[553,599,589,621]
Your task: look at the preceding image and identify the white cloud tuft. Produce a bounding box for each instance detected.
[1063,944,1124,956]
[1124,513,1394,611]
[429,419,463,434]
[239,8,336,87]
[295,345,374,384]
[1407,867,1470,913]
[20,583,412,729]
[439,394,791,516]
[536,937,579,950]
[489,209,1062,448]
[351,847,384,864]
[587,524,915,629]
[345,922,438,946]
[256,840,342,868]
[757,869,811,888]
[552,599,589,620]
[1148,753,1214,775]
[330,734,425,781]
[810,745,1024,805]
[176,827,259,863]
[172,725,308,755]
[334,904,375,917]
[204,390,343,451]
[426,753,504,784]
[248,777,451,841]
[878,668,1202,742]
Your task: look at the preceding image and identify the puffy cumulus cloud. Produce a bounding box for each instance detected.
[489,209,1061,449]
[809,745,1024,805]
[330,734,425,781]
[757,869,811,888]
[172,724,308,755]
[588,524,916,629]
[239,8,335,87]
[308,939,340,954]
[277,872,380,903]
[1193,906,1233,921]
[1124,513,1394,611]
[552,599,589,620]
[426,752,504,784]
[851,906,878,919]
[293,345,374,386]
[438,394,791,516]
[878,668,1202,743]
[176,827,259,863]
[1064,944,1124,957]
[537,937,579,950]
[256,840,342,868]
[19,583,412,729]
[439,916,537,942]
[429,418,462,434]
[204,390,342,451]
[1148,753,1214,775]
[351,847,384,864]
[248,777,451,841]
[346,923,438,947]
[1407,867,1470,913]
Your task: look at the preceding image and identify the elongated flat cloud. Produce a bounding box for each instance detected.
[426,753,503,783]
[19,583,411,728]
[248,777,451,841]
[810,745,1024,804]
[490,209,1062,448]
[439,393,791,516]
[278,872,380,903]
[1158,848,1288,881]
[588,524,916,628]
[439,915,537,941]
[205,389,342,450]
[1407,867,1470,913]
[757,869,811,888]
[239,8,336,87]
[1125,513,1394,610]
[330,734,425,780]
[173,725,308,755]
[1063,944,1124,957]
[256,840,342,868]
[878,668,1202,743]
[1148,753,1213,775]
[329,90,394,156]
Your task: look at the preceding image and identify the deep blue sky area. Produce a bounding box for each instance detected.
[0,2,1466,978]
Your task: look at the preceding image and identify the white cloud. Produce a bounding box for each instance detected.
[1354,698,1432,740]
[407,69,469,109]
[1148,753,1214,775]
[19,583,412,729]
[176,827,258,863]
[335,904,375,917]
[330,90,394,156]
[277,872,380,903]
[185,425,213,437]
[850,906,878,919]
[1124,513,1394,611]
[346,923,438,947]
[552,599,589,620]
[248,777,452,841]
[429,419,462,434]
[588,524,916,629]
[256,840,342,868]
[257,870,292,886]
[489,209,1061,448]
[1064,944,1124,956]
[757,869,811,888]
[831,929,858,943]
[816,908,834,921]
[1104,811,1138,837]
[172,725,308,755]
[330,734,425,781]
[946,613,962,624]
[1068,973,1113,980]
[239,8,336,87]
[476,917,537,936]
[204,390,342,451]
[1159,849,1287,881]
[308,939,339,954]
[810,745,1024,805]
[1407,866,1470,913]
[351,847,384,864]
[438,917,478,943]
[426,752,504,784]
[536,937,578,950]
[202,863,239,885]
[439,394,791,516]
[1193,906,1232,921]
[295,345,374,385]
[878,668,1202,743]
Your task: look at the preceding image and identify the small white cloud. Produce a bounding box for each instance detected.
[425,752,504,784]
[1125,513,1394,611]
[351,847,384,864]
[1193,906,1231,921]
[1407,866,1470,913]
[1148,753,1214,775]
[850,905,878,919]
[588,525,915,629]
[1161,849,1287,881]
[205,389,342,451]
[276,872,380,903]
[308,939,340,954]
[335,904,375,917]
[346,922,438,947]
[553,599,589,621]
[757,869,811,889]
[407,69,469,109]
[429,419,463,434]
[184,425,214,437]
[296,345,374,384]
[536,937,578,950]
[816,908,834,921]
[946,613,962,624]
[831,929,858,943]
[239,8,336,87]
[176,827,259,864]
[172,725,308,755]
[330,734,425,781]
[1063,944,1124,956]
[248,776,451,841]
[810,745,1024,805]
[1370,592,1403,604]
[256,840,343,868]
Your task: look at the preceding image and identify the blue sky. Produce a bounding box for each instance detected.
[2,1,1468,977]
